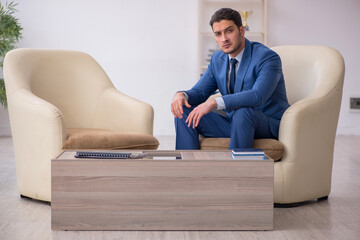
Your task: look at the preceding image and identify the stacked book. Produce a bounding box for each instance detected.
[231,148,265,160]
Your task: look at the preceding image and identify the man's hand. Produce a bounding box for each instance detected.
[171,92,191,119]
[186,98,217,128]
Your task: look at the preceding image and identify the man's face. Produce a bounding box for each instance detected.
[212,20,245,57]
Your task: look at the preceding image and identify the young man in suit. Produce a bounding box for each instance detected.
[171,8,290,150]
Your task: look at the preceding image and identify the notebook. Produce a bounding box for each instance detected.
[74,151,146,159]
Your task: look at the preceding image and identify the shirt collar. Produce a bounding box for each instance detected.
[228,48,244,63]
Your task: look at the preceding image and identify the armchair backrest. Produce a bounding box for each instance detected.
[4,49,114,128]
[271,46,344,105]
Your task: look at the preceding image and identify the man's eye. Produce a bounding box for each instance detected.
[227,29,233,33]
[214,33,220,37]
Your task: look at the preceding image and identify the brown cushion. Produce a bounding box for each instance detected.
[253,139,284,161]
[63,128,159,150]
[199,137,284,161]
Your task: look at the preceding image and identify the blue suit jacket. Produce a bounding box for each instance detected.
[185,38,290,138]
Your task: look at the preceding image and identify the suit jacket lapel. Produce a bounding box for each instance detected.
[235,38,252,92]
[219,53,229,94]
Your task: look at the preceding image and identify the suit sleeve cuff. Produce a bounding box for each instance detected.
[215,97,226,110]
[177,91,189,101]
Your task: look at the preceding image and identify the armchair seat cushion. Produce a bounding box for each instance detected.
[63,128,159,150]
[199,136,284,161]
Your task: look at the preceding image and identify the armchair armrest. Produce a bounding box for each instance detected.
[278,74,343,165]
[275,84,342,203]
[8,89,65,201]
[93,88,154,135]
[9,89,66,153]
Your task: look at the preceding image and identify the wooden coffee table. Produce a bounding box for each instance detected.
[51,150,273,230]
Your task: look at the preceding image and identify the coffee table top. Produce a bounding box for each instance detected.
[55,150,272,162]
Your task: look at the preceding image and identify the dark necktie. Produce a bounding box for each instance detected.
[229,58,238,94]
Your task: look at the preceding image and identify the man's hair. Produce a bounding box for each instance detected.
[209,8,243,29]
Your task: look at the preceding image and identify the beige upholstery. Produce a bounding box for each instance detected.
[4,49,159,202]
[200,46,345,204]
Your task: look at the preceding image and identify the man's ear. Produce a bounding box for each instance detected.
[239,26,245,36]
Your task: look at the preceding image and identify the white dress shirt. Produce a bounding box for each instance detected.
[215,49,244,110]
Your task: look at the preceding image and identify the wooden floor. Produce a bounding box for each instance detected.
[1,135,360,240]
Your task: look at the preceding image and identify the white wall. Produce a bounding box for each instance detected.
[0,0,359,136]
[1,0,198,136]
[268,0,360,135]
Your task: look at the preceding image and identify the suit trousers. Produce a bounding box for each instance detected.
[175,106,275,150]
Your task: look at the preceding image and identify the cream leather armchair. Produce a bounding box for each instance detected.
[200,46,345,204]
[4,49,159,202]
[273,46,344,204]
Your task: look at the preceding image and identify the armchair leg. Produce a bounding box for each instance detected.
[20,194,51,205]
[274,202,306,208]
[20,194,32,200]
[275,196,329,208]
[317,196,329,201]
